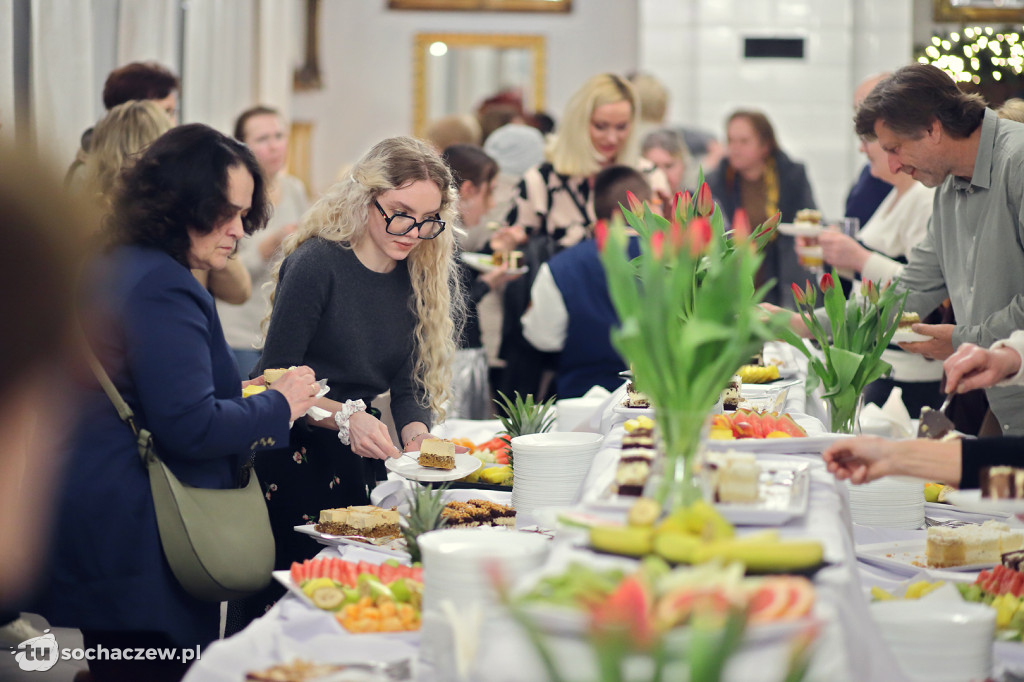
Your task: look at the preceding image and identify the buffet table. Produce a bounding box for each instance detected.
[183,345,1024,682]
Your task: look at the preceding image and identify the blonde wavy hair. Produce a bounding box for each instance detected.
[82,100,173,203]
[546,73,638,177]
[265,136,464,422]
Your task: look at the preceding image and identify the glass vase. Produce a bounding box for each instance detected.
[649,408,711,511]
[825,392,865,435]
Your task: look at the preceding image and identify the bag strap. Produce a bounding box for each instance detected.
[84,348,157,466]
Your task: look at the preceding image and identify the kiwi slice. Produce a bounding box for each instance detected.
[311,585,346,611]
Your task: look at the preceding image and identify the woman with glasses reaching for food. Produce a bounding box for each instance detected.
[230,136,464,628]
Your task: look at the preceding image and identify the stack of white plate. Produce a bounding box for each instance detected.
[418,527,551,615]
[510,432,604,516]
[871,599,994,681]
[846,478,924,529]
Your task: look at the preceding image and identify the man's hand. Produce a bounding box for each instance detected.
[898,323,955,360]
[944,342,1023,393]
[759,302,810,338]
[818,230,870,271]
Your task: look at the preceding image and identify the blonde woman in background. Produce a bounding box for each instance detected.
[494,73,653,399]
[217,106,309,375]
[79,99,252,306]
[78,100,173,201]
[232,136,464,627]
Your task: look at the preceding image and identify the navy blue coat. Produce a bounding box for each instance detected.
[35,245,291,647]
[547,236,641,398]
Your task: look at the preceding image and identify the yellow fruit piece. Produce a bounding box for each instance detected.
[708,427,736,440]
[624,415,655,433]
[458,470,481,483]
[692,539,824,572]
[653,531,702,564]
[242,384,266,398]
[924,483,942,503]
[997,594,1017,628]
[301,577,337,597]
[871,586,894,601]
[737,365,780,384]
[627,498,662,527]
[479,466,512,485]
[589,524,654,557]
[904,580,932,600]
[765,431,791,439]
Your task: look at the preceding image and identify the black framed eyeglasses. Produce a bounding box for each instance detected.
[374,200,446,239]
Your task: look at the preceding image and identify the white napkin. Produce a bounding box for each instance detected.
[859,387,914,438]
[287,379,332,429]
[556,386,611,433]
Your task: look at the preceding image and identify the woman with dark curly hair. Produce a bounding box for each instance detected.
[32,124,320,681]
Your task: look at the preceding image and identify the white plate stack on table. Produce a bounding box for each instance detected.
[510,432,604,521]
[418,528,550,613]
[846,478,924,529]
[870,596,994,682]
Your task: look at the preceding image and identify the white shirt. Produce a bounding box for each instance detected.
[855,183,943,383]
[521,263,568,352]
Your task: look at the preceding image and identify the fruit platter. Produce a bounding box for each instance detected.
[704,410,848,455]
[275,557,423,634]
[586,499,826,576]
[516,554,816,645]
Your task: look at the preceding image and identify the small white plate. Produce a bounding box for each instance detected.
[891,328,933,344]
[612,403,655,417]
[293,524,409,558]
[385,452,481,482]
[945,489,1024,514]
[461,252,528,275]
[778,222,823,237]
[856,539,995,575]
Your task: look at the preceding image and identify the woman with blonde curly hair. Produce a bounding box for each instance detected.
[232,136,463,626]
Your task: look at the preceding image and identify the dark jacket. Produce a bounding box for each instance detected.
[707,150,817,307]
[35,245,291,647]
[547,237,641,398]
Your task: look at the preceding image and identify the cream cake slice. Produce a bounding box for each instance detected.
[418,437,456,469]
[926,520,1023,568]
[315,505,400,539]
[711,452,761,504]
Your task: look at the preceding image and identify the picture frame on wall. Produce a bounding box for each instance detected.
[389,0,571,12]
[933,0,1024,22]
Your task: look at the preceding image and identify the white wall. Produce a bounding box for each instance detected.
[292,0,639,193]
[639,0,914,220]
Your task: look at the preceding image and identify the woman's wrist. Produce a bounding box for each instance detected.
[334,399,367,445]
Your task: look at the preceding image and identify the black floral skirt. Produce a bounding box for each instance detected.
[227,419,384,631]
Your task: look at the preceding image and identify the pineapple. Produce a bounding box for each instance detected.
[401,482,450,563]
[493,391,557,471]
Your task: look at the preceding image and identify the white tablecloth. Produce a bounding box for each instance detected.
[184,342,1021,681]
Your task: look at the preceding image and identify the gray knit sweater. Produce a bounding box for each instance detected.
[256,237,431,430]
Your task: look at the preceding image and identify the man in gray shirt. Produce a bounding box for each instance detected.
[855,63,1024,435]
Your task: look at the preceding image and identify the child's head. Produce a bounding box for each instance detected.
[442,144,499,229]
[593,164,652,221]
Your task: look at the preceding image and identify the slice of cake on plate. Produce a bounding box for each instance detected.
[314,505,400,539]
[706,451,761,504]
[442,499,516,528]
[980,466,1024,499]
[614,417,657,496]
[926,520,1024,568]
[418,438,456,469]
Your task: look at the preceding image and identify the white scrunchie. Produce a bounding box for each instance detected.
[334,399,367,446]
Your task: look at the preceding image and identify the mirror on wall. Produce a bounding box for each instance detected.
[413,33,545,137]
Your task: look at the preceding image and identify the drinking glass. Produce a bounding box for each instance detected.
[842,216,861,238]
